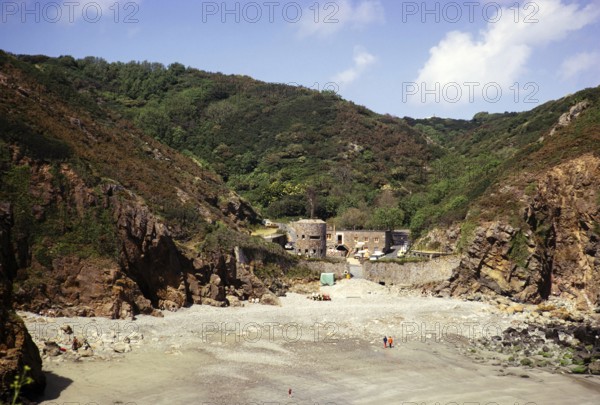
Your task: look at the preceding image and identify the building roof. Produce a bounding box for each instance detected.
[337,229,388,233]
[296,219,326,224]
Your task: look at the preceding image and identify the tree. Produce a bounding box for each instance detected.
[370,207,405,230]
[337,208,368,230]
[306,186,317,218]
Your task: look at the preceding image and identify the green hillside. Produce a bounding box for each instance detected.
[3,51,599,241]
[13,54,438,229]
[404,87,600,234]
[0,51,311,316]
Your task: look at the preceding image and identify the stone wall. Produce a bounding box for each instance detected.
[299,259,349,279]
[364,256,459,286]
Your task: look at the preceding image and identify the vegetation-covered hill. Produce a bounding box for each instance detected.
[2,49,599,401]
[18,54,597,238]
[405,87,600,233]
[0,50,305,323]
[12,54,439,230]
[2,50,599,313]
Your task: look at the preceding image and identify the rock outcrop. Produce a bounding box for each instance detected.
[441,221,546,302]
[442,155,600,310]
[414,225,460,253]
[0,203,45,401]
[528,154,600,309]
[9,162,280,318]
[547,100,591,138]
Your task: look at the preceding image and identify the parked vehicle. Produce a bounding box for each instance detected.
[369,250,385,261]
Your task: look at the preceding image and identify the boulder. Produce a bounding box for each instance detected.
[42,341,63,357]
[589,360,600,375]
[260,293,281,306]
[226,295,242,307]
[111,342,132,353]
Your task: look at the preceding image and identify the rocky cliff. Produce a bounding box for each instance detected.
[0,52,292,320]
[0,203,45,401]
[7,157,280,318]
[441,154,600,310]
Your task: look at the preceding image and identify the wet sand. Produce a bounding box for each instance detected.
[29,279,600,404]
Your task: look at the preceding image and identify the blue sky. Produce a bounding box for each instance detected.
[1,0,599,119]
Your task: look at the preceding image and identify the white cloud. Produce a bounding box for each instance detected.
[297,0,384,38]
[559,51,600,80]
[332,46,376,87]
[414,0,600,104]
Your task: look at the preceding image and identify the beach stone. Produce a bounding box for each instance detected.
[128,332,144,343]
[574,350,591,365]
[201,298,227,307]
[589,360,600,375]
[226,295,242,307]
[209,274,222,286]
[112,342,132,353]
[260,293,281,306]
[43,341,62,357]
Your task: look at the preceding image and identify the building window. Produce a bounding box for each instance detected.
[310,235,320,240]
[374,237,379,243]
[302,235,305,240]
[354,236,358,242]
[327,233,332,240]
[364,237,369,242]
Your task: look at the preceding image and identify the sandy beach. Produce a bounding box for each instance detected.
[23,279,600,405]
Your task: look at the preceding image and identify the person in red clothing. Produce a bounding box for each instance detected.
[72,336,80,351]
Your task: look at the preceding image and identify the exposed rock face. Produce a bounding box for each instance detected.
[0,203,45,400]
[547,100,591,138]
[112,187,189,314]
[529,155,600,309]
[415,225,460,253]
[0,57,302,322]
[10,161,275,319]
[443,155,600,309]
[443,222,545,302]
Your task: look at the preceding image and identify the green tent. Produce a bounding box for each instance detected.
[320,273,335,286]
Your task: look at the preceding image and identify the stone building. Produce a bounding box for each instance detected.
[326,225,411,256]
[291,219,327,258]
[333,229,392,254]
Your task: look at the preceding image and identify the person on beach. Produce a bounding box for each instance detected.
[72,336,79,351]
[388,336,393,348]
[289,388,292,398]
[383,336,388,348]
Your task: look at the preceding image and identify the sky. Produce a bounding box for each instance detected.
[1,0,599,119]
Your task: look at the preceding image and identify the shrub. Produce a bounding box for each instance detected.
[508,231,529,268]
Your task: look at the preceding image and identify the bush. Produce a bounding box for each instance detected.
[456,220,477,253]
[508,231,529,268]
[0,116,72,160]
